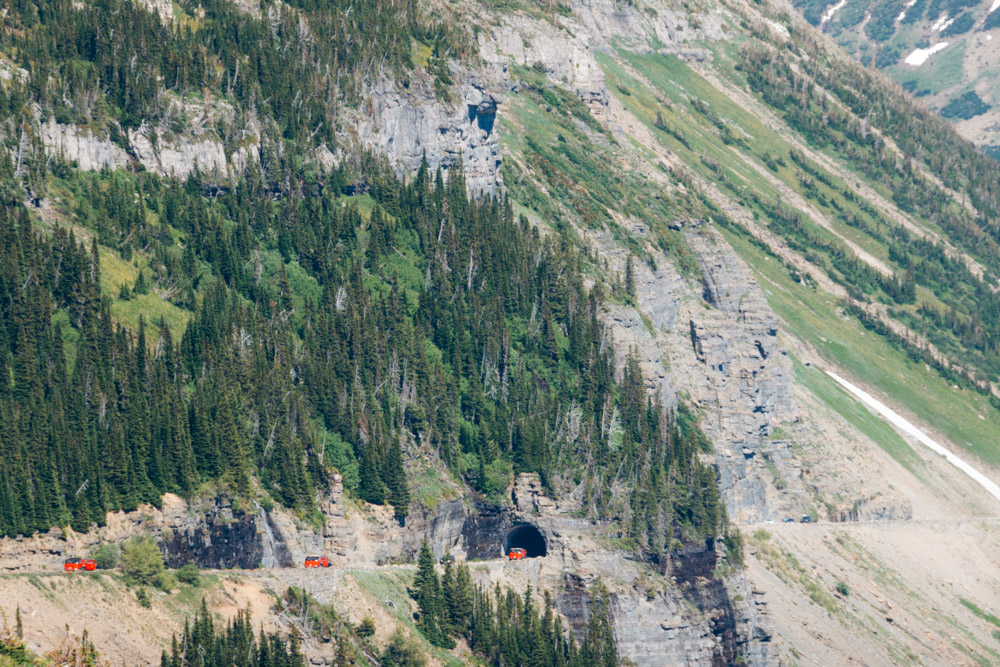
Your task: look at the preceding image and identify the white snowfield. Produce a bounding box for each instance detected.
[937,16,957,32]
[821,0,848,27]
[898,0,917,22]
[930,14,950,31]
[991,0,1000,14]
[904,42,949,66]
[825,370,1000,505]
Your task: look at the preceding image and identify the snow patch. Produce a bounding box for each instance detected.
[931,14,949,31]
[896,0,917,21]
[989,34,995,40]
[766,19,790,37]
[897,0,916,22]
[990,0,1000,14]
[821,0,848,26]
[904,42,950,66]
[938,16,957,31]
[826,371,1000,505]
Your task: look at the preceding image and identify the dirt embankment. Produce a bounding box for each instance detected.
[0,572,276,666]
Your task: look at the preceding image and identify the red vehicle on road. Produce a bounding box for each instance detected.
[507,548,526,561]
[304,556,330,568]
[64,558,96,571]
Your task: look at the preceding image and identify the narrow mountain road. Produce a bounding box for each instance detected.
[745,517,1000,529]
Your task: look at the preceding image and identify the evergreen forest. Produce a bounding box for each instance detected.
[0,148,726,567]
[409,541,618,666]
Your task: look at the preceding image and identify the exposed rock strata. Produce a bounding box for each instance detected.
[0,472,771,666]
[40,120,129,172]
[506,475,770,667]
[161,502,264,569]
[128,127,229,180]
[36,96,259,182]
[588,216,798,527]
[663,222,799,524]
[133,0,173,22]
[346,77,503,195]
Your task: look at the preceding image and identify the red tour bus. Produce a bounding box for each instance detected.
[304,556,330,568]
[64,558,96,571]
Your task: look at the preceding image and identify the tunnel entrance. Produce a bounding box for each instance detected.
[503,523,547,558]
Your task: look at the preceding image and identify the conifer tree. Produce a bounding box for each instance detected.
[216,393,251,498]
[412,540,455,648]
[383,438,410,520]
[358,444,385,506]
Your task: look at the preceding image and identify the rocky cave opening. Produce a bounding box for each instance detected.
[467,104,496,135]
[503,523,547,558]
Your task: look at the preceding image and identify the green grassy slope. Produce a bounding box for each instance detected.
[496,10,1000,470]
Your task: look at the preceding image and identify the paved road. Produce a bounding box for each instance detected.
[744,517,1000,529]
[2,557,527,581]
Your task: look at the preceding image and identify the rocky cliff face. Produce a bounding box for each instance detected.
[504,475,773,667]
[37,96,257,182]
[680,222,799,522]
[0,472,771,666]
[0,494,265,571]
[40,120,129,172]
[35,75,503,194]
[345,76,504,195]
[160,500,264,569]
[589,215,800,526]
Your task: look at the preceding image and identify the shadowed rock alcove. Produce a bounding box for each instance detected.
[503,523,547,558]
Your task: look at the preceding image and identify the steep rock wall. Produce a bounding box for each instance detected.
[343,76,503,195]
[0,494,269,570]
[37,98,260,183]
[160,502,263,569]
[506,475,772,667]
[40,120,129,172]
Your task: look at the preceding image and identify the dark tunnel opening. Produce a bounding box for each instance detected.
[503,523,547,558]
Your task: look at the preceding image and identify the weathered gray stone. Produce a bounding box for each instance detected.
[346,76,503,195]
[41,120,129,172]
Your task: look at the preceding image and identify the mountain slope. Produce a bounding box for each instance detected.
[2,0,1000,665]
[471,0,1000,662]
[792,0,1000,153]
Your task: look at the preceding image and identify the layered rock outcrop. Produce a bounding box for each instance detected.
[682,221,797,447]
[588,215,798,525]
[0,471,771,666]
[41,120,129,172]
[0,494,266,571]
[127,127,230,180]
[345,76,504,195]
[37,96,259,182]
[500,475,772,667]
[35,78,502,195]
